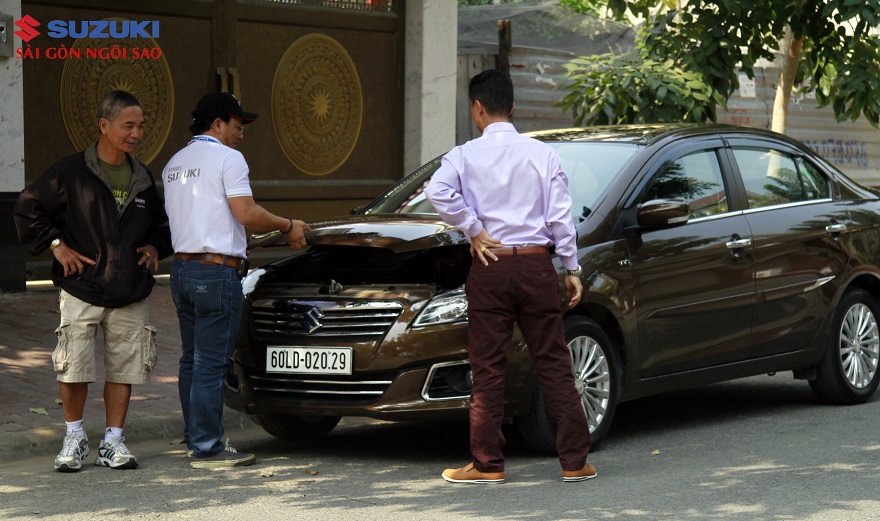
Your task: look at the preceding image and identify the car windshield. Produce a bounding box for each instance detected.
[362,142,639,220]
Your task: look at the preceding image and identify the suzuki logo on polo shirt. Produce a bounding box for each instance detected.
[165,166,200,183]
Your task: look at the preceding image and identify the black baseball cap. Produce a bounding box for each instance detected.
[192,92,259,124]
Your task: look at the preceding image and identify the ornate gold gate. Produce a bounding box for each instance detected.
[22,0,405,223]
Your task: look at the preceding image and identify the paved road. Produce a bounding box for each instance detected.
[0,280,252,464]
[2,374,879,521]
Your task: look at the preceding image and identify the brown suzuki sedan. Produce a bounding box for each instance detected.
[225,124,880,452]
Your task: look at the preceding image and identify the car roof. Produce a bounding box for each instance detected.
[525,123,791,148]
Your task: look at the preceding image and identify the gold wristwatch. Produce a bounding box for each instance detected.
[50,238,62,250]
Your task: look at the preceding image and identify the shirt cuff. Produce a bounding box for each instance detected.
[562,260,579,271]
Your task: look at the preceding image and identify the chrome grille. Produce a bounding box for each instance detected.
[251,299,403,339]
[249,372,396,403]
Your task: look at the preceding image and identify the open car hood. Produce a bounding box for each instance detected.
[251,214,470,254]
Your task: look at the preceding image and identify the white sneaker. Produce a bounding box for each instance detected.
[95,437,138,469]
[190,444,256,469]
[54,432,89,472]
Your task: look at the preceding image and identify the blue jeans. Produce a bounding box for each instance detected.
[169,258,243,458]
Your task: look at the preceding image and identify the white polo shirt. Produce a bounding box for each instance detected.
[162,136,252,259]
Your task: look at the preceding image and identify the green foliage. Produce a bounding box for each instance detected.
[559,54,724,125]
[457,0,533,5]
[560,0,599,14]
[799,4,880,126]
[559,0,613,18]
[560,0,880,127]
[560,0,634,22]
[583,0,880,128]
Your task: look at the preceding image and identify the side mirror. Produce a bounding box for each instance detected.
[637,199,689,229]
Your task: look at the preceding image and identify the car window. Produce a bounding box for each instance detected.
[362,159,442,215]
[364,142,639,218]
[550,142,638,222]
[796,156,831,200]
[732,147,828,208]
[642,149,728,219]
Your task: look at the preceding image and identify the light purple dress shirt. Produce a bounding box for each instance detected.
[425,122,579,271]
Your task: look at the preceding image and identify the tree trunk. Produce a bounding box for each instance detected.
[771,26,805,134]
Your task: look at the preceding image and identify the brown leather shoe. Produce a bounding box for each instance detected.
[442,462,505,484]
[562,463,597,482]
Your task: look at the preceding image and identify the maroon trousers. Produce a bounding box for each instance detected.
[466,250,590,472]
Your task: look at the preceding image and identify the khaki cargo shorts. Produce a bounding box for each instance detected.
[52,290,158,384]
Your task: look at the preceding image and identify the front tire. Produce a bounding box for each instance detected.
[252,414,341,442]
[516,316,621,453]
[809,288,880,404]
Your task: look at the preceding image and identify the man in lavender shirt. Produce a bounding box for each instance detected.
[426,69,596,484]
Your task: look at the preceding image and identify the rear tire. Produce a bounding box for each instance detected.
[252,414,341,441]
[809,288,880,404]
[517,316,621,453]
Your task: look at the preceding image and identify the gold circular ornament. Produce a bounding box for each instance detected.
[272,34,363,176]
[60,18,174,165]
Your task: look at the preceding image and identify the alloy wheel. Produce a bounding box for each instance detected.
[568,335,612,433]
[839,303,880,389]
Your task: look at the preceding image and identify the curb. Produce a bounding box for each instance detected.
[0,408,258,466]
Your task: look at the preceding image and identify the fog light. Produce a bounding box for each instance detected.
[421,361,473,401]
[447,365,474,394]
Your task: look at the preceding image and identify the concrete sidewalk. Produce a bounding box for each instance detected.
[0,279,255,465]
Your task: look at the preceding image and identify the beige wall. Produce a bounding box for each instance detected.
[404,0,457,174]
[0,0,24,193]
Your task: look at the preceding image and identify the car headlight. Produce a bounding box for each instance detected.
[413,287,468,327]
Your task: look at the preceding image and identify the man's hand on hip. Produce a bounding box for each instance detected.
[136,244,159,271]
[470,229,503,266]
[52,243,96,277]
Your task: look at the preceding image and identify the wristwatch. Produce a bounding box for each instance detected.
[50,238,62,250]
[565,267,583,277]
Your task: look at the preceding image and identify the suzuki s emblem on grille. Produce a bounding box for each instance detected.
[304,306,324,334]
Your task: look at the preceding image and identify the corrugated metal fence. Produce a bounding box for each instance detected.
[457,48,880,188]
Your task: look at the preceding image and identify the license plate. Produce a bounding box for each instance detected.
[265,346,353,375]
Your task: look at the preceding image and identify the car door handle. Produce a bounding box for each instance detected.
[726,238,752,250]
[825,223,847,234]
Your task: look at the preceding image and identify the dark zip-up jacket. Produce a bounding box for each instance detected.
[14,144,173,308]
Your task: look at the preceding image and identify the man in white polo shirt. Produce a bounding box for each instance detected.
[162,92,309,468]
